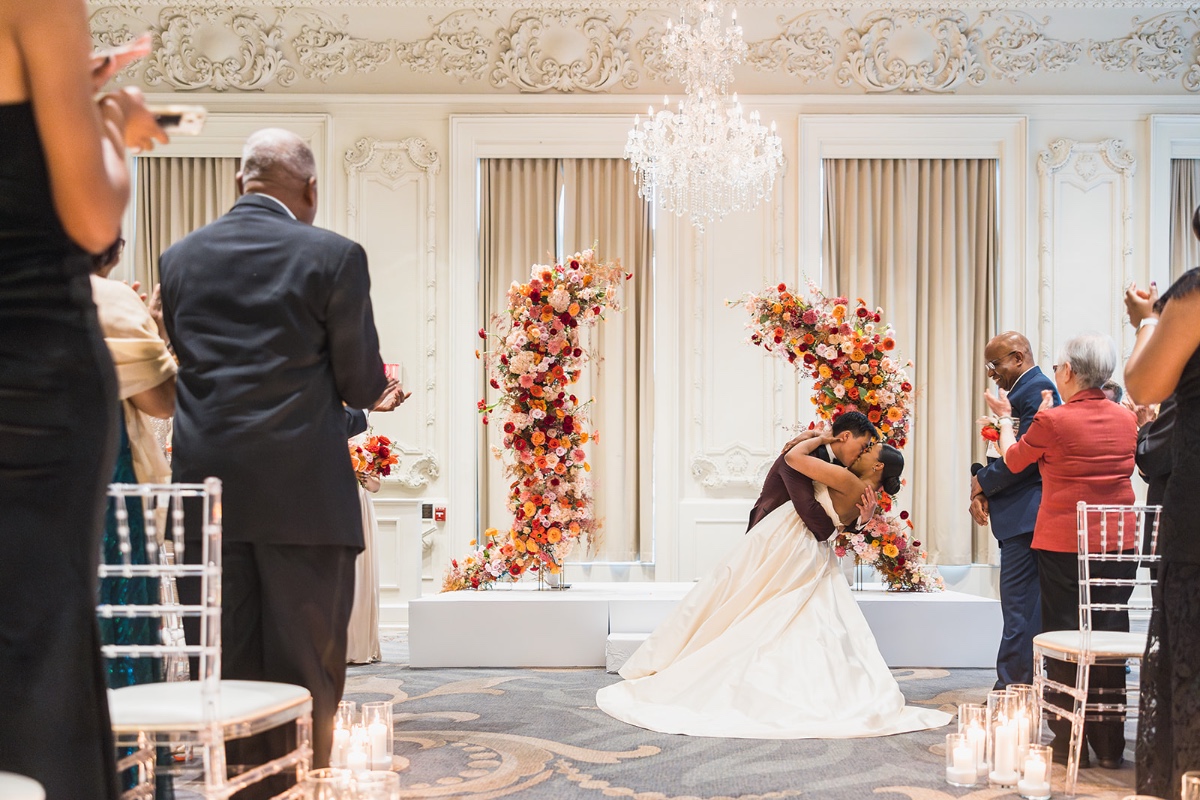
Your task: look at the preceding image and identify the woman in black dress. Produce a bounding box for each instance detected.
[1124,256,1200,796]
[0,3,164,797]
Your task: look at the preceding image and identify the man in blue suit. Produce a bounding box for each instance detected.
[970,332,1060,689]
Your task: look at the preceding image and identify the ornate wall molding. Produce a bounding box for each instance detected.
[87,1,1200,10]
[88,3,1200,94]
[395,10,494,82]
[1090,10,1200,91]
[982,11,1081,80]
[690,447,774,489]
[344,137,442,489]
[489,9,640,92]
[747,13,839,82]
[1036,138,1136,361]
[292,10,395,80]
[837,11,987,93]
[142,7,297,91]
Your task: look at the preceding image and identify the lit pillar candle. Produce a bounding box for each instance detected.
[368,720,389,769]
[991,721,1019,784]
[331,725,349,768]
[967,724,987,774]
[1016,755,1050,797]
[946,743,977,785]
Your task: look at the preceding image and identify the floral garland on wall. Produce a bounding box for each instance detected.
[442,249,629,591]
[736,281,942,592]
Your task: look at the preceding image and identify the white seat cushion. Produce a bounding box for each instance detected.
[0,772,45,800]
[1033,629,1147,658]
[109,679,311,733]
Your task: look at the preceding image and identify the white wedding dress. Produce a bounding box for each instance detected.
[596,485,951,738]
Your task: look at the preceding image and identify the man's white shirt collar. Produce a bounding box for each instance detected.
[1008,365,1037,394]
[250,192,296,220]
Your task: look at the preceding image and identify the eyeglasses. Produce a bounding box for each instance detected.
[984,351,1018,372]
[1052,362,1068,373]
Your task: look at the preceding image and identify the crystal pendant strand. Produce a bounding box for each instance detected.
[625,1,783,231]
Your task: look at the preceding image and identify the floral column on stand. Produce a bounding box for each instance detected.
[443,249,629,591]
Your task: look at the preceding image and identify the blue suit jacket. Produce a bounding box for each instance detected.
[976,366,1061,540]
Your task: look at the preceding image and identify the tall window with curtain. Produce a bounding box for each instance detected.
[823,158,997,566]
[479,158,654,564]
[1170,158,1200,279]
[133,156,240,287]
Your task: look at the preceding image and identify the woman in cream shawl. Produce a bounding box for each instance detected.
[90,237,176,688]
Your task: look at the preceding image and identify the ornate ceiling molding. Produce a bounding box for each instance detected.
[747,13,839,82]
[837,11,987,93]
[142,7,297,91]
[982,11,1081,80]
[489,9,640,92]
[89,3,1200,93]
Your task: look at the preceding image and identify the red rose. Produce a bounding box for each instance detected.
[777,282,787,291]
[913,540,921,548]
[899,511,909,520]
[901,382,912,392]
[514,438,527,451]
[504,422,515,434]
[981,427,999,442]
[896,556,906,567]
[856,307,869,318]
[509,563,523,576]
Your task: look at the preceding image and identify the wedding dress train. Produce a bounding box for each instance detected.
[596,485,951,738]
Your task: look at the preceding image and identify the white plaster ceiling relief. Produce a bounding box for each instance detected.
[291,10,395,81]
[490,9,640,92]
[837,11,987,93]
[746,12,839,81]
[344,137,441,490]
[981,11,1080,80]
[394,10,494,82]
[1090,10,1200,91]
[142,7,296,91]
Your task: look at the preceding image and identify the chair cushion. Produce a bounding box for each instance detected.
[1033,629,1147,658]
[109,679,311,732]
[0,772,45,800]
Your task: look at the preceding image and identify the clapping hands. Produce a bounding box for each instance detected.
[983,388,1011,417]
[372,377,411,412]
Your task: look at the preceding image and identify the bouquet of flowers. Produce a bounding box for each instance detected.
[833,512,944,592]
[735,281,941,592]
[349,433,398,485]
[736,280,912,448]
[442,248,629,591]
[978,416,1002,444]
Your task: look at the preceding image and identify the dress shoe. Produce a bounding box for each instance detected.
[1094,754,1124,770]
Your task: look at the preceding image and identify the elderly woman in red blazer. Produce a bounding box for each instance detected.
[986,332,1138,769]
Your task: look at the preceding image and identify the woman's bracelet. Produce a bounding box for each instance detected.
[1137,317,1159,332]
[997,416,1015,426]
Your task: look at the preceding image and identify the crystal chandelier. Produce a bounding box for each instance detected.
[625,1,783,230]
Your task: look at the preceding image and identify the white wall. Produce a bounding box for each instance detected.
[138,91,1192,623]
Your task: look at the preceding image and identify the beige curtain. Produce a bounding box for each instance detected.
[561,158,654,562]
[134,157,240,287]
[1170,159,1200,280]
[479,159,559,537]
[823,158,996,566]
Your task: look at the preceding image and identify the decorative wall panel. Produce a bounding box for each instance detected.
[344,137,442,488]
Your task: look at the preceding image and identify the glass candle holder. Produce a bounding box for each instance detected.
[354,770,401,800]
[302,767,354,800]
[957,703,988,777]
[1006,683,1037,763]
[945,732,978,787]
[987,690,1020,786]
[331,701,356,769]
[361,700,394,771]
[1017,744,1052,799]
[1183,771,1200,800]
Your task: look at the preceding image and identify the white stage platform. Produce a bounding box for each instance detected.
[408,581,1002,670]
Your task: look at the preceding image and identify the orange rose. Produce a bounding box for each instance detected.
[531,431,546,445]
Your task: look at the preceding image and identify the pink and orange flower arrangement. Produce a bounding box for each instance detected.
[442,249,629,591]
[349,433,397,485]
[736,281,941,592]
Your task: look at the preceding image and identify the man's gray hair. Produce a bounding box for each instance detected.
[1058,332,1118,389]
[240,128,316,186]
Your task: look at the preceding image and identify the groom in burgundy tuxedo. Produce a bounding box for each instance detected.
[747,411,879,539]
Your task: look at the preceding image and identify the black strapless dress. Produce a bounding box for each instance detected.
[1137,341,1200,796]
[0,102,121,800]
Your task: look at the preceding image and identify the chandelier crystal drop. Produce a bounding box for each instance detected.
[625,1,783,231]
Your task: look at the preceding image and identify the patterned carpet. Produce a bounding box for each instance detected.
[342,635,1140,800]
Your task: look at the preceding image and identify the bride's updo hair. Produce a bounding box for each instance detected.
[879,444,904,496]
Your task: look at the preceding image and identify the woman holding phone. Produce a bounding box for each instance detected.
[0,1,166,796]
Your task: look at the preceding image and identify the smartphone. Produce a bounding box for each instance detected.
[149,105,207,135]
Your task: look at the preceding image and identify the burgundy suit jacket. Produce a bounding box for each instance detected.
[747,452,838,541]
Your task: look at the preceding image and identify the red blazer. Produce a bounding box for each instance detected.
[1004,388,1137,553]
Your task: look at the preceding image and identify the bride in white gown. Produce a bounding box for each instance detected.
[596,433,951,739]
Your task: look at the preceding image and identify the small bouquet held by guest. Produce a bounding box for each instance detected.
[349,433,397,488]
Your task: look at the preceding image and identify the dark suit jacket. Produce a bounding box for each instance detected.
[975,366,1060,540]
[160,194,387,548]
[748,445,840,540]
[345,408,369,440]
